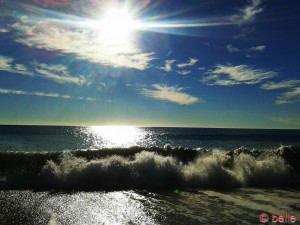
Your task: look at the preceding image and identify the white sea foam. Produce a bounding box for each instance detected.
[39,150,291,189]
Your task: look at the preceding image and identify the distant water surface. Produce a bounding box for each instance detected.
[0,125,300,151]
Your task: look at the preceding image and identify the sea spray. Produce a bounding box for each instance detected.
[1,145,298,190]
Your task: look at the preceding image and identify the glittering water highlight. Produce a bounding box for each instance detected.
[1,125,300,151]
[0,189,299,225]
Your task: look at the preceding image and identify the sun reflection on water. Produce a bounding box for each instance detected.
[86,126,148,148]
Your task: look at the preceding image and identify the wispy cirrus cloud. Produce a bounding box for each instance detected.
[140,84,202,105]
[14,19,154,70]
[248,45,266,52]
[33,63,86,86]
[202,64,277,86]
[0,28,9,33]
[261,80,300,90]
[0,88,96,101]
[260,80,300,105]
[159,59,195,75]
[226,44,241,53]
[0,55,33,76]
[227,44,266,54]
[275,87,300,105]
[0,55,86,86]
[230,0,265,25]
[176,58,198,68]
[159,60,176,72]
[176,70,191,75]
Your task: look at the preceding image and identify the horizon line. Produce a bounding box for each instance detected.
[0,123,299,130]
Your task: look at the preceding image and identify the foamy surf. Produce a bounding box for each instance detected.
[0,145,299,190]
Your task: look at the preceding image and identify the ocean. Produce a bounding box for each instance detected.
[0,125,299,225]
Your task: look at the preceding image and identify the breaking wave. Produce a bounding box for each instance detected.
[0,145,299,190]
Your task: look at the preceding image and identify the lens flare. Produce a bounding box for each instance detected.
[96,8,140,45]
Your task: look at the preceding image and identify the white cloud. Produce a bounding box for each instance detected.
[202,77,240,86]
[198,67,206,71]
[82,97,97,101]
[0,56,87,86]
[227,44,241,53]
[33,63,86,86]
[275,87,300,105]
[33,63,67,74]
[230,0,265,25]
[248,45,266,52]
[0,56,13,71]
[176,58,198,68]
[159,58,197,74]
[140,84,201,105]
[176,70,191,75]
[202,64,277,86]
[227,44,266,54]
[159,60,176,72]
[0,28,9,33]
[0,88,96,101]
[261,80,300,90]
[14,20,153,70]
[0,56,33,76]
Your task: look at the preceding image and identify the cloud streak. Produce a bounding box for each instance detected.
[176,58,198,68]
[0,88,96,101]
[176,70,191,75]
[230,0,265,25]
[0,56,33,76]
[275,87,300,105]
[260,80,300,105]
[202,64,277,86]
[261,80,300,90]
[0,55,87,86]
[0,28,9,33]
[248,45,266,52]
[33,63,86,86]
[227,44,266,54]
[159,60,176,72]
[141,84,201,105]
[226,44,241,53]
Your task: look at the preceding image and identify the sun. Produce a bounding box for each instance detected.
[97,8,140,45]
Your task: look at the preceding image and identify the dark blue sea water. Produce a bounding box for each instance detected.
[0,125,299,225]
[1,125,300,151]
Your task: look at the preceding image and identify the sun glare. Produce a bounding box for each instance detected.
[90,126,145,147]
[97,8,140,45]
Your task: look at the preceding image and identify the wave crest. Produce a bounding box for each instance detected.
[0,145,299,190]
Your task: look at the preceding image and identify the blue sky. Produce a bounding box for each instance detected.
[0,0,299,128]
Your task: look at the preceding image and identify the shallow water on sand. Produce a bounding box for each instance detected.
[0,188,299,225]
